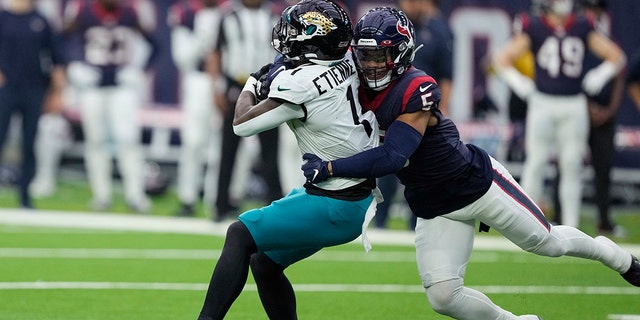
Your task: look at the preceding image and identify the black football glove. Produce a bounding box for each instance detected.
[253,54,291,100]
[302,153,331,183]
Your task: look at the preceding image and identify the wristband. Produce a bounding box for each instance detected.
[242,76,259,95]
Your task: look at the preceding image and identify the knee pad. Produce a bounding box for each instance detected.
[425,279,464,316]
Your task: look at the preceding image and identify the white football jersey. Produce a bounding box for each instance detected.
[269,52,379,191]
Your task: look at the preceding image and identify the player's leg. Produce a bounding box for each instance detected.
[555,95,589,228]
[250,252,297,320]
[109,86,148,212]
[246,188,371,318]
[198,220,258,320]
[18,87,46,208]
[374,174,400,228]
[30,112,71,197]
[484,158,635,280]
[176,72,212,215]
[79,88,112,208]
[200,188,370,319]
[589,117,617,234]
[215,101,242,219]
[520,92,555,206]
[415,216,521,319]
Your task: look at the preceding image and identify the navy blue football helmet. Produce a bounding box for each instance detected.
[352,7,417,90]
[271,0,353,64]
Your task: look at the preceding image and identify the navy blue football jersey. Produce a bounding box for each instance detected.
[517,13,595,95]
[358,68,493,218]
[65,0,148,86]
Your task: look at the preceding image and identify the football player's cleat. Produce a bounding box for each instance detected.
[622,255,640,287]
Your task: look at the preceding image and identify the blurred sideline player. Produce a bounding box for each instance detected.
[493,0,626,228]
[0,0,65,208]
[62,0,157,212]
[168,0,223,217]
[207,0,284,221]
[29,0,74,199]
[552,0,626,236]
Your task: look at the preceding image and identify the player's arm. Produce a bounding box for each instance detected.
[628,63,640,111]
[583,31,626,96]
[233,78,304,137]
[206,16,228,113]
[320,111,430,179]
[493,32,535,100]
[629,82,640,111]
[589,71,624,127]
[302,82,439,182]
[168,6,199,70]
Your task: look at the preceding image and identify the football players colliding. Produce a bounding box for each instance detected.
[302,6,640,320]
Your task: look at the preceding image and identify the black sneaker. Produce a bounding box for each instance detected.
[622,255,640,287]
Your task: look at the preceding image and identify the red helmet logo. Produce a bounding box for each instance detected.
[396,20,412,41]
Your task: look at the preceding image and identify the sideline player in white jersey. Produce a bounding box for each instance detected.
[197,1,380,319]
[168,0,223,216]
[493,0,625,228]
[62,0,157,212]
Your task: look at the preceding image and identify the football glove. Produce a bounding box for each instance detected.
[250,63,273,100]
[582,60,620,96]
[116,66,145,87]
[302,153,331,183]
[252,54,291,100]
[67,61,101,89]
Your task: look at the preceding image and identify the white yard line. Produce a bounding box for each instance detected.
[0,281,638,295]
[1,208,640,255]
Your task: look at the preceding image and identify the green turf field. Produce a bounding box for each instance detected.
[1,219,640,319]
[2,180,640,319]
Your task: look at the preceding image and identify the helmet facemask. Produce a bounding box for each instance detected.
[353,45,394,90]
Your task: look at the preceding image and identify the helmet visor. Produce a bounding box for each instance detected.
[352,46,394,89]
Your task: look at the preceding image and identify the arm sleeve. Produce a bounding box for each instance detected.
[331,120,423,178]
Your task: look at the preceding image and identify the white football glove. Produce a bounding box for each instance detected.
[582,60,619,96]
[499,66,535,100]
[241,76,259,96]
[116,66,146,87]
[67,61,101,89]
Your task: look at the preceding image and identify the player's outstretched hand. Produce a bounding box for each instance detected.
[302,153,331,183]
